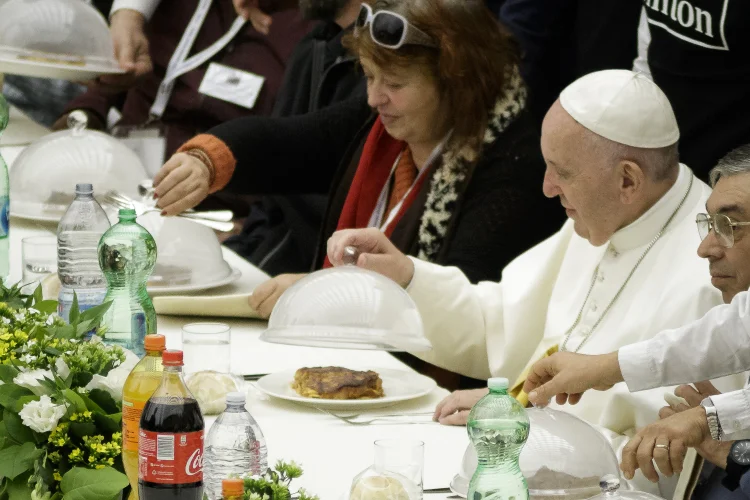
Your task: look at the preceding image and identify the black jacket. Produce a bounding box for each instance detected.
[224,22,366,275]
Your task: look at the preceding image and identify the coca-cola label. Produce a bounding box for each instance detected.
[138,430,204,484]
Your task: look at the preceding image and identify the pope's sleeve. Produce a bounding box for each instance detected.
[110,0,161,19]
[712,389,750,441]
[406,257,499,380]
[619,289,750,392]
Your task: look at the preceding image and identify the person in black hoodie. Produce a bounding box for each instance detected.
[224,0,366,276]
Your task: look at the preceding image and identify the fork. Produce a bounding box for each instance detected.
[314,407,436,425]
[102,191,235,232]
[106,191,234,222]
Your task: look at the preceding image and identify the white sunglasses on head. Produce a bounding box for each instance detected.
[354,3,438,49]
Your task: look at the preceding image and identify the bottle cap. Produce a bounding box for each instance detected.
[488,377,509,391]
[226,392,246,405]
[162,350,184,366]
[118,208,137,220]
[222,478,245,497]
[144,334,166,352]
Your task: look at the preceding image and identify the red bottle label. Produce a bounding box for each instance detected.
[138,430,204,484]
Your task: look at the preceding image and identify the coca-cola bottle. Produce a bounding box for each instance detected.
[138,350,205,500]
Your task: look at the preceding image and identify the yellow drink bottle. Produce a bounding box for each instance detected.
[122,334,165,500]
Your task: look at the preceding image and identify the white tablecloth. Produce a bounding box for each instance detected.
[1,109,467,499]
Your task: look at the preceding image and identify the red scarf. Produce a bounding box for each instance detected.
[323,118,434,268]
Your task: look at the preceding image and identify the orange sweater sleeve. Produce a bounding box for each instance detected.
[177,134,237,194]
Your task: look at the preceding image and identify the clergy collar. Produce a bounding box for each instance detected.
[609,163,691,252]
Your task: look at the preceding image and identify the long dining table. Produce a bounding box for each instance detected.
[2,106,467,499]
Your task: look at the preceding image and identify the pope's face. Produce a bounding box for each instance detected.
[540,102,624,246]
[698,172,750,303]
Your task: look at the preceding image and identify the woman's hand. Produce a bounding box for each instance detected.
[433,388,489,426]
[153,153,212,215]
[249,274,306,319]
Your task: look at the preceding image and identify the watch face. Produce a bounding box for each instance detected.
[732,441,750,465]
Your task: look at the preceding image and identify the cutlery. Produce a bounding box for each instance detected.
[242,373,269,381]
[314,406,436,425]
[103,191,235,232]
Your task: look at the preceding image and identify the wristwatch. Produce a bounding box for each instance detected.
[722,440,750,491]
[701,397,723,441]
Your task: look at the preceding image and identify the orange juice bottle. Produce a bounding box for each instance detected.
[222,478,245,500]
[122,334,166,500]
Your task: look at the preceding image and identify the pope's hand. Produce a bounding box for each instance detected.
[621,406,710,482]
[233,0,272,34]
[524,351,623,407]
[433,389,489,426]
[97,9,152,92]
[153,153,212,216]
[249,274,306,319]
[326,228,415,287]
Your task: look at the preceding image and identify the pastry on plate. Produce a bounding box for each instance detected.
[292,366,384,400]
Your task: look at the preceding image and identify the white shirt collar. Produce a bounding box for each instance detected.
[610,163,691,252]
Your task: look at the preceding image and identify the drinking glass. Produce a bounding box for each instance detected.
[350,440,425,500]
[21,236,57,293]
[181,323,231,374]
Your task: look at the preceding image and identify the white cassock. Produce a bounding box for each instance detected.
[406,163,747,498]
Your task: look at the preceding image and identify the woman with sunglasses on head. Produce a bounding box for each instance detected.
[152,0,564,389]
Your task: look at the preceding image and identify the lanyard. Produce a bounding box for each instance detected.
[367,139,447,232]
[149,0,246,120]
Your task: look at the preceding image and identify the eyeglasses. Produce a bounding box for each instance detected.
[696,213,750,248]
[354,3,437,49]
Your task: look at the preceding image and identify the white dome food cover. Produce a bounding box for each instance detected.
[0,0,122,78]
[261,266,431,352]
[456,407,622,500]
[136,212,233,288]
[585,475,665,500]
[10,124,147,221]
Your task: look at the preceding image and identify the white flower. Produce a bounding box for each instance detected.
[2,317,10,324]
[28,308,40,315]
[20,353,36,364]
[14,369,54,396]
[19,395,67,433]
[55,358,70,380]
[45,315,55,326]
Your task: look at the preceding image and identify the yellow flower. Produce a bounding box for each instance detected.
[70,414,77,421]
[95,464,105,470]
[53,472,62,482]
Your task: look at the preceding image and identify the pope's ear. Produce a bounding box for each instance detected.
[618,160,646,204]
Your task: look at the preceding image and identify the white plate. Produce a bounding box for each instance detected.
[256,368,437,410]
[450,474,468,498]
[40,268,242,297]
[11,211,63,224]
[148,268,242,295]
[0,56,125,81]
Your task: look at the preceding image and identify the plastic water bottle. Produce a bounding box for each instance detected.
[99,208,157,356]
[0,95,10,283]
[204,392,267,500]
[57,183,111,322]
[467,377,530,500]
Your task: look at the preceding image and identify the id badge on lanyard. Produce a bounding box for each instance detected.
[148,0,246,121]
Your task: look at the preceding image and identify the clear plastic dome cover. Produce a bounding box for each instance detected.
[454,408,622,499]
[136,212,233,288]
[10,116,147,221]
[0,0,121,79]
[261,266,431,352]
[586,475,665,500]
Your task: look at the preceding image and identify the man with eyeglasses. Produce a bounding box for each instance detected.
[522,144,750,500]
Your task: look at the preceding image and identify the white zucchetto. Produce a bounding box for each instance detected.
[560,70,680,149]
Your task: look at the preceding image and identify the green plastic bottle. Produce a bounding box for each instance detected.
[98,208,157,356]
[467,377,530,500]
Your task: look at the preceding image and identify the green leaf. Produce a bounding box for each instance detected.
[86,391,119,415]
[2,412,35,445]
[0,366,19,385]
[50,325,76,341]
[69,294,80,326]
[35,300,58,315]
[68,423,97,440]
[92,413,120,436]
[61,467,128,500]
[71,373,93,390]
[76,395,103,415]
[77,302,112,324]
[62,390,87,414]
[0,443,43,480]
[6,473,32,500]
[13,397,38,414]
[32,284,43,305]
[44,347,62,357]
[0,386,33,410]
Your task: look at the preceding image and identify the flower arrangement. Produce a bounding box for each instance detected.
[235,461,318,500]
[0,283,137,500]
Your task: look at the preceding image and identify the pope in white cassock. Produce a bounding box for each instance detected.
[326,70,747,498]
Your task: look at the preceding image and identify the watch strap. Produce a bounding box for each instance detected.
[723,452,750,491]
[701,397,722,441]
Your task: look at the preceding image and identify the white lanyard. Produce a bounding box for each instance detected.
[149,0,246,119]
[367,139,447,232]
